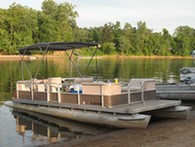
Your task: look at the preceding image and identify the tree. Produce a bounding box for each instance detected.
[0,9,10,53]
[1,1,195,56]
[120,23,136,55]
[173,26,195,56]
[101,42,116,54]
[0,3,37,54]
[161,28,173,55]
[55,2,78,41]
[112,21,122,53]
[100,23,114,44]
[118,35,132,55]
[37,11,57,42]
[73,27,90,42]
[136,21,153,55]
[40,0,78,42]
[89,27,101,43]
[41,0,57,19]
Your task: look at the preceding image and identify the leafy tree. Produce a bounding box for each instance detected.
[0,9,10,53]
[73,27,90,42]
[89,27,101,43]
[161,28,173,55]
[55,2,78,41]
[112,21,122,52]
[173,26,195,56]
[40,0,78,42]
[0,3,37,54]
[101,42,116,54]
[0,1,195,56]
[37,11,57,42]
[100,23,114,44]
[118,35,132,55]
[42,0,57,19]
[120,23,135,55]
[136,21,153,55]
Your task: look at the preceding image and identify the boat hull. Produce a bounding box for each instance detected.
[5,101,151,129]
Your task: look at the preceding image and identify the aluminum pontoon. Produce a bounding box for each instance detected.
[4,42,192,129]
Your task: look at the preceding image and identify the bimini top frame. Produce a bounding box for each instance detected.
[18,42,100,79]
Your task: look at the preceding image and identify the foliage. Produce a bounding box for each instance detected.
[0,0,195,56]
[0,0,78,54]
[101,42,116,54]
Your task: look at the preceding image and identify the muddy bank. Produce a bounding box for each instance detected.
[50,111,195,147]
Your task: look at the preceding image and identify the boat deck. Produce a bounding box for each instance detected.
[13,99,181,114]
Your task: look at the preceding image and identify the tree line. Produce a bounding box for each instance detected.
[0,0,195,56]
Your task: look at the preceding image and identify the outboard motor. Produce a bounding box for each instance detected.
[184,77,192,84]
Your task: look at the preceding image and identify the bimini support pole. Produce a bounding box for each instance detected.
[20,49,33,81]
[83,47,98,77]
[33,44,49,78]
[65,49,83,77]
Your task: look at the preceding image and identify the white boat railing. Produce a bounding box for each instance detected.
[127,80,143,104]
[16,80,84,105]
[16,78,156,107]
[127,79,155,104]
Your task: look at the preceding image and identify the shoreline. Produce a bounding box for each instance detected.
[49,110,195,147]
[0,54,192,60]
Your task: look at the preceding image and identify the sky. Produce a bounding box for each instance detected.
[0,0,195,34]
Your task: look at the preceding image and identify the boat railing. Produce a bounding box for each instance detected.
[16,80,58,100]
[16,80,83,105]
[16,80,118,107]
[127,79,156,104]
[16,78,156,107]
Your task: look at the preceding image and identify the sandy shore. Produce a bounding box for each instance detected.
[0,55,65,60]
[49,111,195,147]
[0,55,21,60]
[0,54,193,60]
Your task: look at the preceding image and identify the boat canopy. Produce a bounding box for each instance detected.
[19,42,100,78]
[18,42,99,54]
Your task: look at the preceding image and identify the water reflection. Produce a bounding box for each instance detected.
[12,108,113,146]
[0,58,194,102]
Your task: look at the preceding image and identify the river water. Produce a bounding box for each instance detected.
[0,57,194,146]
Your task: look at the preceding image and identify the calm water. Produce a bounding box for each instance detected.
[0,57,194,146]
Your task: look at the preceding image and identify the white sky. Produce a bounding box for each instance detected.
[0,0,195,34]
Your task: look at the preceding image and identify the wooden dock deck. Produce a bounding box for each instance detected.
[13,99,181,114]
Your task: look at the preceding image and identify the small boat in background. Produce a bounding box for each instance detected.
[180,50,195,83]
[5,42,192,129]
[156,83,195,100]
[180,67,195,83]
[157,50,195,101]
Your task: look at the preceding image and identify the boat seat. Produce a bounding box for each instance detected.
[129,78,156,91]
[74,78,93,84]
[48,77,62,92]
[121,86,141,92]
